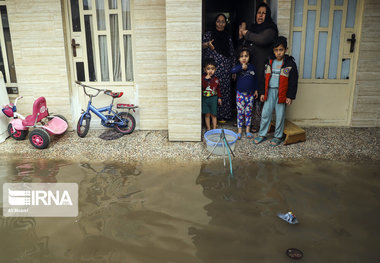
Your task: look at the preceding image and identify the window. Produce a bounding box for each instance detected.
[0,2,18,92]
[70,0,134,83]
[290,0,357,80]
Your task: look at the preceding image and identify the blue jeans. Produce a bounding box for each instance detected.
[259,88,286,139]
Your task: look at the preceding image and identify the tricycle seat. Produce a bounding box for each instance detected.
[22,114,37,126]
[22,97,49,126]
[44,117,68,135]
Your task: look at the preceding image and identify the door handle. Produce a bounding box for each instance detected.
[347,33,356,53]
[71,39,80,57]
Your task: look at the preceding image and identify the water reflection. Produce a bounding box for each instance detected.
[190,161,285,263]
[13,159,66,183]
[0,159,379,262]
[190,160,380,263]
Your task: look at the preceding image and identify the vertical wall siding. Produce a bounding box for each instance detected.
[134,0,168,130]
[7,0,71,123]
[352,0,380,127]
[166,0,202,141]
[277,0,291,38]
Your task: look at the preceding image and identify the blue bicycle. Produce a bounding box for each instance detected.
[75,81,137,138]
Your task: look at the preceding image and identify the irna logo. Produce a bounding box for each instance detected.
[8,189,73,206]
[3,183,78,217]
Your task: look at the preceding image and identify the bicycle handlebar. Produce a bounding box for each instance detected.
[75,81,105,98]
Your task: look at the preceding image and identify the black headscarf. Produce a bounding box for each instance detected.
[211,14,232,58]
[250,2,278,35]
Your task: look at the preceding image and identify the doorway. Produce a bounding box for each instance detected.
[203,0,255,49]
[63,0,136,128]
[202,0,277,48]
[201,0,275,130]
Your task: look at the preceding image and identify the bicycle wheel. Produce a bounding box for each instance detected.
[8,123,28,140]
[77,115,91,138]
[115,112,135,134]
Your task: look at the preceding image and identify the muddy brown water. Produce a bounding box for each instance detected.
[0,158,379,263]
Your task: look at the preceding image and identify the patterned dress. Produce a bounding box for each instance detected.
[203,31,235,120]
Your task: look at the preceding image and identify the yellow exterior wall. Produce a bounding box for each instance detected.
[166,0,202,141]
[277,0,291,39]
[351,0,380,127]
[134,0,168,130]
[7,0,71,124]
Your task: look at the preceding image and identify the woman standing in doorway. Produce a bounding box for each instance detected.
[239,2,278,132]
[203,14,235,123]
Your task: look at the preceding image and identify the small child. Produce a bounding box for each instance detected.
[202,59,222,131]
[254,36,298,146]
[231,48,258,139]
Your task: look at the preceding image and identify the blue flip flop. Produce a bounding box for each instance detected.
[277,212,299,224]
[246,132,253,139]
[270,137,283,147]
[237,133,242,140]
[253,136,267,145]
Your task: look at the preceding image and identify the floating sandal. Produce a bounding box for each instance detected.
[277,212,299,224]
[270,137,283,147]
[246,132,253,139]
[253,136,267,145]
[237,133,242,140]
[218,119,227,124]
[286,248,303,259]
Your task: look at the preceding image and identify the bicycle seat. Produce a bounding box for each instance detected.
[104,90,123,98]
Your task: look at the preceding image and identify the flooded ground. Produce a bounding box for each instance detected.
[0,158,379,262]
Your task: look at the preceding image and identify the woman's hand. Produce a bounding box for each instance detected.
[208,40,215,50]
[202,39,214,50]
[239,22,247,39]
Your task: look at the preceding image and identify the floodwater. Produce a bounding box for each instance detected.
[0,158,379,263]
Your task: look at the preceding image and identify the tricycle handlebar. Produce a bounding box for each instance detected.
[14,96,23,106]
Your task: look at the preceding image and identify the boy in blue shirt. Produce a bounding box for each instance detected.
[254,36,298,146]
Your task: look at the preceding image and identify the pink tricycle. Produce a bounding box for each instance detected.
[2,96,68,149]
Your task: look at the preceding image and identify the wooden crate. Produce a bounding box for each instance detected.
[269,119,306,145]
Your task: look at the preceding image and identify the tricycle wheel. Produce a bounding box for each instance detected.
[77,115,90,138]
[8,123,28,140]
[115,112,135,134]
[29,129,50,149]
